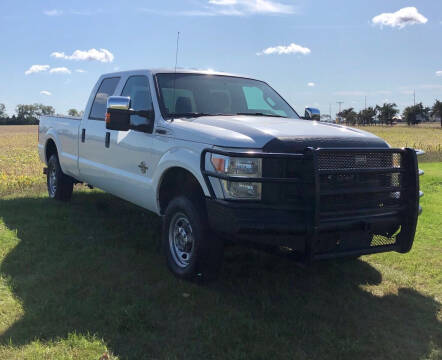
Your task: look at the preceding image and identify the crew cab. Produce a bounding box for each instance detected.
[38,69,424,280]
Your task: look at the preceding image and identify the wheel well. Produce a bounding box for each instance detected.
[45,139,57,163]
[158,167,205,214]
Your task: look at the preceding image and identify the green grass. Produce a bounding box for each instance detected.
[0,125,441,359]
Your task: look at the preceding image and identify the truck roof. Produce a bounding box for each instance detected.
[100,68,246,79]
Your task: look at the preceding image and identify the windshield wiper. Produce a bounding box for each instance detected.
[236,112,287,118]
[170,112,212,118]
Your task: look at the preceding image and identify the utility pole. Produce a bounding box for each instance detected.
[365,96,367,110]
[329,103,331,118]
[336,101,344,124]
[336,101,343,114]
[413,89,416,106]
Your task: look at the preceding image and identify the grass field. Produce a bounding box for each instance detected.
[0,125,441,359]
[355,123,442,162]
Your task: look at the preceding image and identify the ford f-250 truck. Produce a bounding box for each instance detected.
[38,69,424,280]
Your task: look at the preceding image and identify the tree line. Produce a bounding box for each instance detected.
[337,99,442,127]
[1,100,442,126]
[0,103,83,125]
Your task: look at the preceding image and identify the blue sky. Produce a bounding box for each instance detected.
[0,0,441,116]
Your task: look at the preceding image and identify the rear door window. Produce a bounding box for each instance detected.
[89,77,120,120]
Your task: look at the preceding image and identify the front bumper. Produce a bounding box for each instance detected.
[201,147,423,261]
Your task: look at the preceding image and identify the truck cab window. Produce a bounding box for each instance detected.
[121,76,154,131]
[89,77,120,120]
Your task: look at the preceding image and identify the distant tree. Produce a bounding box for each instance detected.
[68,108,79,117]
[0,103,6,118]
[338,108,358,125]
[431,100,442,127]
[376,103,398,125]
[403,102,427,125]
[14,103,55,124]
[67,108,83,117]
[358,107,377,126]
[16,104,38,124]
[36,104,55,116]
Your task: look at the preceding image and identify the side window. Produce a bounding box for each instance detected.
[89,77,120,120]
[121,76,153,129]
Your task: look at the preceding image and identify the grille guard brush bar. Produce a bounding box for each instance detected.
[201,147,421,261]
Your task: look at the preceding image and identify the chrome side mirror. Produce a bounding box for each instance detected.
[304,107,320,121]
[106,96,131,131]
[107,96,131,111]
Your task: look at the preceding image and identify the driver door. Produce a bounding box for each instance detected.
[103,75,156,209]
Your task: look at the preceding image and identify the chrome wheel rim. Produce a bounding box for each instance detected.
[169,213,194,268]
[48,164,57,197]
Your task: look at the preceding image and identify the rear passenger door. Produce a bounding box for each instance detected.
[78,76,120,188]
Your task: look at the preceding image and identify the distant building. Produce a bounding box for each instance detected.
[320,114,333,123]
[430,114,441,123]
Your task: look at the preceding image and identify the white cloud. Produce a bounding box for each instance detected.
[372,7,428,29]
[49,67,71,74]
[209,0,237,4]
[257,42,311,56]
[436,70,442,77]
[25,65,50,75]
[40,90,52,96]
[51,48,114,63]
[307,82,315,87]
[75,69,86,73]
[140,0,294,16]
[43,9,63,16]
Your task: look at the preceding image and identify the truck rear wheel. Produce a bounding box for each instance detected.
[162,196,223,281]
[47,154,73,201]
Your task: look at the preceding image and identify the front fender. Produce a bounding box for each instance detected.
[153,144,212,209]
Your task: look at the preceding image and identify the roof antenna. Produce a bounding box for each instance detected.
[172,31,180,121]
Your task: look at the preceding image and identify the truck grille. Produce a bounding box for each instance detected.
[317,151,403,217]
[317,151,401,170]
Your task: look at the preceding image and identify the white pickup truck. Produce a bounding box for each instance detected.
[38,69,423,280]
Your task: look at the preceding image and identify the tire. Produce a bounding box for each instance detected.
[162,196,224,281]
[47,154,73,201]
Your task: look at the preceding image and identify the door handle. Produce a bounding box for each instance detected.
[105,132,110,148]
[81,129,86,143]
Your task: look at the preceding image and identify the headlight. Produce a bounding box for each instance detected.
[210,154,262,200]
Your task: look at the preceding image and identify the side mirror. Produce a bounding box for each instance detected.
[106,96,131,131]
[106,96,155,132]
[304,107,320,121]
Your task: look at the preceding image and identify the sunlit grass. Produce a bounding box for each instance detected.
[355,123,442,162]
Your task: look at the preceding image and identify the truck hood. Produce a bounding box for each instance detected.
[170,115,389,150]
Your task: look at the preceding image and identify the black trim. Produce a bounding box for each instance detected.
[81,128,86,143]
[105,132,110,148]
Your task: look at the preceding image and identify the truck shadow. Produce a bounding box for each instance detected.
[0,192,440,359]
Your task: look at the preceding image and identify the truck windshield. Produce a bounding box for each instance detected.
[156,73,299,119]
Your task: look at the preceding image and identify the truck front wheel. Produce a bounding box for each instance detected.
[162,196,223,281]
[47,154,73,201]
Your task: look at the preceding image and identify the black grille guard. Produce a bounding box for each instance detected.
[201,147,423,261]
